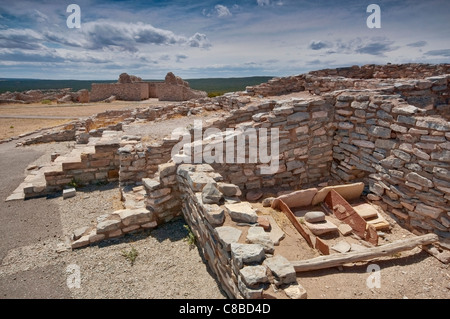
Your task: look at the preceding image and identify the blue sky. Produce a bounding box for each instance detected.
[0,0,449,80]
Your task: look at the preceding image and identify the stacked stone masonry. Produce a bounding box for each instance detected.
[12,64,450,299]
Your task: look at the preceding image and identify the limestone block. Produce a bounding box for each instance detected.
[246,226,274,253]
[304,220,338,236]
[215,226,243,251]
[239,265,269,287]
[230,243,265,269]
[217,182,241,197]
[225,202,258,223]
[203,204,225,227]
[96,216,121,234]
[202,183,223,204]
[238,277,263,299]
[118,208,153,226]
[263,255,296,286]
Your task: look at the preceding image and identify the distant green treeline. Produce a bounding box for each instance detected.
[0,77,273,96]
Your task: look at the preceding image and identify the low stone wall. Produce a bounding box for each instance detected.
[330,90,450,239]
[309,63,450,79]
[44,139,120,193]
[90,82,149,102]
[246,63,450,99]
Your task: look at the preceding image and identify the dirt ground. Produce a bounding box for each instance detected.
[0,99,173,141]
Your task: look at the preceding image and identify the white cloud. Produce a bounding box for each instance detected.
[215,5,232,18]
[257,0,271,6]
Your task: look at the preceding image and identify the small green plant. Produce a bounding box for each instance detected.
[68,177,81,189]
[95,180,108,186]
[299,217,305,224]
[121,246,139,266]
[9,125,14,129]
[184,224,196,250]
[41,99,52,104]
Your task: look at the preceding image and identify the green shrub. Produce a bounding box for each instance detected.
[41,99,52,104]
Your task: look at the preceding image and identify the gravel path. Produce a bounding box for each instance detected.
[0,139,226,299]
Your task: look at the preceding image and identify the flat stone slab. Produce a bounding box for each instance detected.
[311,182,364,206]
[304,211,326,223]
[246,226,274,253]
[231,243,265,269]
[273,188,318,209]
[263,255,296,286]
[239,265,269,287]
[265,216,285,245]
[225,202,258,223]
[338,223,353,236]
[63,188,76,199]
[353,203,378,220]
[331,240,351,253]
[305,220,338,236]
[215,226,242,251]
[5,190,25,202]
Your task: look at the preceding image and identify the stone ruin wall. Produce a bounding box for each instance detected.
[19,63,450,252]
[90,72,207,102]
[90,82,149,102]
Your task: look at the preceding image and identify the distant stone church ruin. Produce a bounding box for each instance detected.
[90,72,207,102]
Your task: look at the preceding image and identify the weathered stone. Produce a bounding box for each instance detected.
[305,220,338,236]
[353,140,375,148]
[284,282,307,299]
[274,188,318,209]
[238,277,263,299]
[406,172,433,188]
[415,204,443,219]
[257,216,271,230]
[431,150,450,162]
[118,208,152,226]
[338,223,353,236]
[71,235,90,249]
[216,226,242,251]
[246,226,274,253]
[311,182,364,206]
[72,226,89,241]
[331,240,351,253]
[158,162,177,178]
[239,265,269,287]
[246,190,263,202]
[203,204,225,227]
[231,243,265,269]
[287,112,310,124]
[263,255,296,286]
[265,216,285,245]
[63,188,76,199]
[304,211,326,223]
[202,182,223,204]
[96,217,121,234]
[392,104,419,115]
[369,126,391,138]
[225,202,258,223]
[217,182,241,197]
[142,178,160,191]
[262,197,275,207]
[187,172,216,192]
